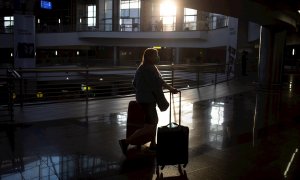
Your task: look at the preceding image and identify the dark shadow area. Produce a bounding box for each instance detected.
[156,165,188,180]
[1,74,300,179]
[120,147,156,180]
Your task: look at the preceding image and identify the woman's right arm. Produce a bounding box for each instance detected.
[162,82,179,94]
[152,66,178,94]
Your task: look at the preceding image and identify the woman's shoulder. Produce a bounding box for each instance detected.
[139,64,158,73]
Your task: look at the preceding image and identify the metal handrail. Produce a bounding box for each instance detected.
[0,68,22,122]
[0,63,233,121]
[1,20,228,34]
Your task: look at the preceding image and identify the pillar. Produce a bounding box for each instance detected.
[113,46,119,66]
[252,91,281,145]
[236,19,248,77]
[13,0,36,69]
[251,26,286,144]
[174,48,181,64]
[258,26,286,90]
[13,1,36,105]
[227,17,238,77]
[112,0,120,31]
[176,2,184,31]
[140,0,152,31]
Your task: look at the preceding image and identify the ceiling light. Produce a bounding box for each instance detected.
[298,10,300,14]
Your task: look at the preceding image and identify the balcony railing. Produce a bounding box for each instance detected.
[0,63,233,122]
[0,16,228,34]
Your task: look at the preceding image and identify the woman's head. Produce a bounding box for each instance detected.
[141,48,160,65]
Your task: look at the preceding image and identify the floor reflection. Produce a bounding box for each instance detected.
[1,76,300,179]
[1,155,120,180]
[190,92,258,152]
[209,101,224,150]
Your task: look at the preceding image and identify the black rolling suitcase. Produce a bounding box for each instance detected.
[156,91,189,169]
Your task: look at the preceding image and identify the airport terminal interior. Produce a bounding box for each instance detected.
[1,0,300,179]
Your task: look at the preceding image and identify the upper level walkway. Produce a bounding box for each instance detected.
[1,72,300,180]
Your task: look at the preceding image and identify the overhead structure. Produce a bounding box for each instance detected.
[183,0,300,30]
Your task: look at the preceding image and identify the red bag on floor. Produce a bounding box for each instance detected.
[126,101,145,138]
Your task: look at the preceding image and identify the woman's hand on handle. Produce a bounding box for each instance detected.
[163,82,179,94]
[170,87,179,94]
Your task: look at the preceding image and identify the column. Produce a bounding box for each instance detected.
[227,17,238,78]
[258,27,286,90]
[252,91,281,145]
[112,0,120,31]
[96,0,101,30]
[13,0,36,106]
[13,0,36,69]
[251,26,286,144]
[113,46,119,66]
[174,48,181,64]
[140,0,153,31]
[176,3,184,31]
[236,19,248,77]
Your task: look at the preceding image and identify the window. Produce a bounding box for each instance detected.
[104,0,113,31]
[120,0,140,31]
[184,8,197,31]
[159,1,176,31]
[4,16,14,33]
[209,14,228,30]
[87,5,96,27]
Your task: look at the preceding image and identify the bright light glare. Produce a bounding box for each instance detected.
[284,148,298,178]
[210,102,224,125]
[160,0,176,24]
[160,1,176,16]
[157,95,193,128]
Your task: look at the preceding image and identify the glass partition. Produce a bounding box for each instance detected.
[4,16,14,33]
[104,0,113,31]
[87,5,96,27]
[159,1,176,31]
[184,8,197,31]
[120,0,140,31]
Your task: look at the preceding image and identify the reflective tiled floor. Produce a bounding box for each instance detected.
[1,73,300,180]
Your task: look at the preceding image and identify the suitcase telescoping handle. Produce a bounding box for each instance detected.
[168,90,181,126]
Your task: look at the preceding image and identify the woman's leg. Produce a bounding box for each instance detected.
[149,124,157,149]
[126,124,156,145]
[119,103,158,155]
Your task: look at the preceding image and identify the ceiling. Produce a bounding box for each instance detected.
[1,0,300,29]
[1,0,300,34]
[183,0,300,31]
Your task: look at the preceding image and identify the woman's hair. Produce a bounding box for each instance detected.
[141,48,158,65]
